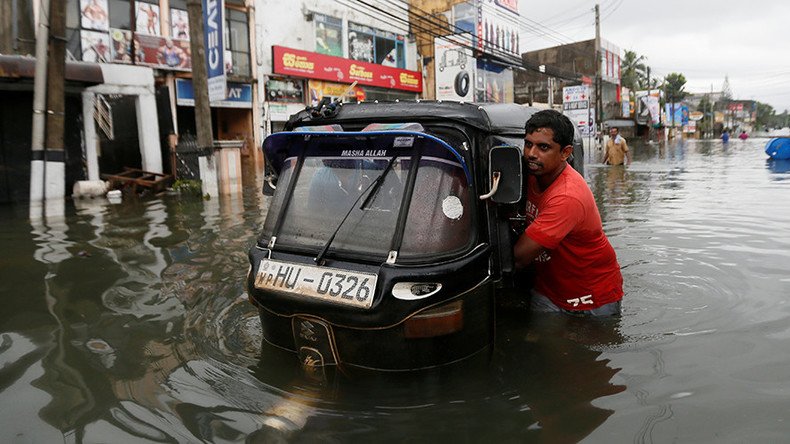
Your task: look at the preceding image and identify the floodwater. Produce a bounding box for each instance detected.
[2,137,790,442]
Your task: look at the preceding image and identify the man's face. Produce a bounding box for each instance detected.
[524,127,572,176]
[609,127,618,138]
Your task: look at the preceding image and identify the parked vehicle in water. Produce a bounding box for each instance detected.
[247,101,584,373]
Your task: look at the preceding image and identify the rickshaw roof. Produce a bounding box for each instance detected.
[285,101,539,136]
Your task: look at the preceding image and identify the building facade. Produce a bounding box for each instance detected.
[256,0,423,133]
[515,38,622,124]
[0,0,260,202]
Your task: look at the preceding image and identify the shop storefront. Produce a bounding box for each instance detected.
[265,45,423,131]
[175,79,255,155]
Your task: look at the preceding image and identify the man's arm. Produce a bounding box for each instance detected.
[603,142,610,164]
[514,233,545,269]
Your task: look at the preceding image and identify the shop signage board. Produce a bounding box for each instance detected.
[563,85,595,136]
[203,0,226,101]
[272,46,422,93]
[176,79,252,108]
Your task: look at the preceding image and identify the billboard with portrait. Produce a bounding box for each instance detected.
[81,30,111,62]
[135,2,161,36]
[80,0,109,31]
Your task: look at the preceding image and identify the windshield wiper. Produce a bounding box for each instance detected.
[315,156,398,266]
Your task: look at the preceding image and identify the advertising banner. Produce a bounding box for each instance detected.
[476,59,513,103]
[203,0,226,102]
[434,37,475,101]
[308,80,366,105]
[477,0,520,56]
[272,46,422,93]
[563,85,595,136]
[81,30,111,62]
[135,2,160,36]
[664,103,689,127]
[635,90,661,125]
[80,0,109,31]
[176,78,252,108]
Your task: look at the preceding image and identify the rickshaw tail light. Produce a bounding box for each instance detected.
[404,301,464,338]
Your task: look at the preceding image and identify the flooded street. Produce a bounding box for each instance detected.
[2,137,790,442]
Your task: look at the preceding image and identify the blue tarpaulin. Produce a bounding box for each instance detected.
[765,138,790,160]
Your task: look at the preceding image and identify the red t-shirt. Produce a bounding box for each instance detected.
[524,165,623,310]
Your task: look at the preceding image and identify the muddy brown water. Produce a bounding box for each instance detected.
[2,137,790,442]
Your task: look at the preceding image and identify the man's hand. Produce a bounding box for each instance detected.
[514,233,545,269]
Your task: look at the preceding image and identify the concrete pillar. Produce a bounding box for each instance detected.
[81,91,100,181]
[217,146,242,194]
[199,154,219,197]
[135,92,163,173]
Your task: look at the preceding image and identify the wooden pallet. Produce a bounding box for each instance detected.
[102,167,173,194]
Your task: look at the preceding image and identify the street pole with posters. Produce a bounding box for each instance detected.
[594,3,602,145]
[186,0,218,196]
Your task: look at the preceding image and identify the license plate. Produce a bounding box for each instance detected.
[254,259,376,309]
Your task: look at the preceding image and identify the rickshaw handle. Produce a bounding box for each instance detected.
[479,171,501,200]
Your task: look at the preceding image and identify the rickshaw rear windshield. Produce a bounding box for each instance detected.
[261,131,474,261]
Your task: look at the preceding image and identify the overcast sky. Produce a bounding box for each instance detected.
[518,0,790,112]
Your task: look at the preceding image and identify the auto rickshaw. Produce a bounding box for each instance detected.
[247,100,584,373]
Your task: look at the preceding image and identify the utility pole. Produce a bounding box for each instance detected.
[594,3,602,142]
[186,0,214,150]
[39,0,67,207]
[29,0,51,203]
[186,0,218,196]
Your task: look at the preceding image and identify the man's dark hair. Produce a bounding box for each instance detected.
[525,109,575,148]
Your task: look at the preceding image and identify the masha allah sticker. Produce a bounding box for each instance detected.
[442,196,463,220]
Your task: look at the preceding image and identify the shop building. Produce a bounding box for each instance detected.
[411,0,520,104]
[256,1,423,133]
[1,0,261,203]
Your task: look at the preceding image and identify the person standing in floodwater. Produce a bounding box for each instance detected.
[722,129,730,143]
[739,130,749,140]
[603,127,631,166]
[514,110,624,317]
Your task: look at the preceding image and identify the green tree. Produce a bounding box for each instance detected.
[664,72,687,102]
[755,101,775,130]
[621,50,647,91]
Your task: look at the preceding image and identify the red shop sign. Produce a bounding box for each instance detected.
[272,46,422,93]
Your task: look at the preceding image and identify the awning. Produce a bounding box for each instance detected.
[0,55,104,85]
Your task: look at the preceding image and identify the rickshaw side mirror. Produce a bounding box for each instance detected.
[480,146,522,204]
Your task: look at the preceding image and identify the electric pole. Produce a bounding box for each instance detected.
[42,0,66,201]
[187,0,219,197]
[186,0,214,150]
[594,3,601,141]
[29,0,50,203]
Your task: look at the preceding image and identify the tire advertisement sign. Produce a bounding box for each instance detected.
[563,85,595,136]
[434,37,475,101]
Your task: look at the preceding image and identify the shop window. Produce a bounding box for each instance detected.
[314,13,342,57]
[266,78,304,104]
[349,22,405,68]
[107,0,131,30]
[348,23,375,63]
[225,8,251,77]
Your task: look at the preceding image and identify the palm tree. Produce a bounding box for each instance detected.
[621,50,647,91]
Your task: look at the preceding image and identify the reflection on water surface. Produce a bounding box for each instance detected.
[2,138,790,441]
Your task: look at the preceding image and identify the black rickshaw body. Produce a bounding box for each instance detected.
[247,101,584,372]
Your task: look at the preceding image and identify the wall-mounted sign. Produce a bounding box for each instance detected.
[203,0,226,101]
[176,79,252,108]
[272,46,422,93]
[434,37,475,101]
